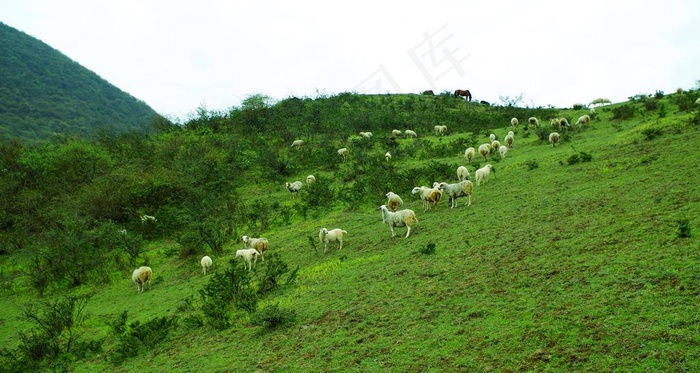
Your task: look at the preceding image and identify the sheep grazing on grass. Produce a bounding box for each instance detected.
[140,214,157,224]
[404,129,417,138]
[306,175,316,184]
[504,133,514,149]
[242,235,269,261]
[439,180,473,208]
[475,164,494,186]
[464,147,475,164]
[338,148,348,162]
[391,129,402,137]
[695,97,700,106]
[511,117,519,130]
[528,117,539,128]
[478,143,491,162]
[411,186,442,212]
[201,256,212,275]
[434,125,447,136]
[489,133,496,142]
[549,132,560,147]
[319,228,348,253]
[132,266,152,293]
[235,248,261,271]
[291,139,304,148]
[575,115,591,126]
[491,140,501,152]
[559,118,570,127]
[379,205,417,238]
[285,181,303,198]
[385,151,391,161]
[385,191,404,212]
[359,131,373,138]
[550,118,561,127]
[456,166,471,182]
[590,98,612,106]
[499,145,508,158]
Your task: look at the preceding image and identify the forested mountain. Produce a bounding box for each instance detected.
[0,22,158,142]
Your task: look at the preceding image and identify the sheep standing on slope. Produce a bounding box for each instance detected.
[504,133,514,149]
[489,133,496,142]
[465,147,475,164]
[132,266,152,293]
[491,140,501,152]
[242,235,269,261]
[695,97,700,106]
[511,117,519,131]
[559,118,570,127]
[318,228,348,253]
[475,164,494,186]
[285,181,303,198]
[306,175,316,184]
[434,125,447,136]
[439,180,474,208]
[391,129,402,137]
[235,249,261,271]
[528,117,539,128]
[379,205,417,238]
[385,191,404,212]
[404,129,417,138]
[457,166,471,182]
[549,132,560,147]
[575,115,591,126]
[478,143,491,162]
[291,139,304,149]
[385,151,392,161]
[201,256,212,275]
[338,148,348,162]
[359,131,373,138]
[499,145,508,158]
[411,186,442,212]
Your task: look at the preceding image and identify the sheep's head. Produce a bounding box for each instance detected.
[242,235,249,243]
[379,205,388,211]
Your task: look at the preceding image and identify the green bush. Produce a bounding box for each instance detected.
[676,218,692,238]
[641,127,663,141]
[250,303,297,329]
[612,104,636,120]
[419,243,436,255]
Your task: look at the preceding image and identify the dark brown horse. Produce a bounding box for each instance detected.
[454,89,472,102]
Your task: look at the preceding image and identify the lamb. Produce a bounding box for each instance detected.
[379,205,417,238]
[385,191,404,212]
[434,125,447,136]
[200,256,212,275]
[338,148,348,162]
[291,139,304,148]
[475,164,494,186]
[131,266,152,293]
[528,117,539,128]
[438,180,473,208]
[478,143,490,162]
[306,175,316,184]
[285,181,303,198]
[456,166,471,182]
[391,129,402,136]
[385,151,391,161]
[404,129,417,138]
[549,132,560,147]
[464,147,475,164]
[411,186,442,212]
[318,227,348,253]
[489,133,496,142]
[504,134,514,149]
[499,145,508,158]
[575,115,591,126]
[235,248,261,271]
[242,235,269,261]
[511,117,519,130]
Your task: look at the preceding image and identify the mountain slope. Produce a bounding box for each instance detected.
[0,22,158,142]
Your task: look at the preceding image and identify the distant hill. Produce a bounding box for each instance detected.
[0,22,159,142]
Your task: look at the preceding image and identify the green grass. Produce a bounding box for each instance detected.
[3,99,700,372]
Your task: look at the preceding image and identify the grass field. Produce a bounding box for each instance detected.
[2,96,700,372]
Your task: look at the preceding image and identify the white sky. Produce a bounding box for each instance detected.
[2,0,699,120]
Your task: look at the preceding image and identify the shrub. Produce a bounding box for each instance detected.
[676,218,692,238]
[524,160,539,170]
[654,90,665,99]
[199,259,258,330]
[572,103,586,110]
[612,104,636,120]
[641,127,663,141]
[250,303,297,329]
[419,242,436,255]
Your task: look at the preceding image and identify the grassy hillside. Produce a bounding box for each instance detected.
[1,91,699,372]
[0,22,159,142]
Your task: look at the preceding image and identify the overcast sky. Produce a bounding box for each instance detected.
[2,0,699,120]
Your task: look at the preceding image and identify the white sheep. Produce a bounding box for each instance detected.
[491,140,501,152]
[242,235,269,261]
[507,131,514,137]
[201,256,212,275]
[489,133,496,142]
[528,117,539,128]
[379,205,417,238]
[411,186,442,212]
[140,214,157,224]
[359,131,373,138]
[438,180,473,208]
[404,129,417,138]
[498,145,508,158]
[131,266,152,293]
[549,132,560,147]
[385,191,404,212]
[456,166,471,182]
[478,143,490,162]
[306,175,316,184]
[391,129,402,136]
[504,134,514,149]
[575,115,591,126]
[550,118,561,127]
[590,98,611,106]
[318,228,348,253]
[434,125,447,136]
[338,148,348,162]
[475,164,494,186]
[285,181,303,198]
[291,139,304,148]
[511,117,519,130]
[695,97,700,106]
[464,147,475,164]
[559,118,570,127]
[385,151,391,161]
[235,248,261,271]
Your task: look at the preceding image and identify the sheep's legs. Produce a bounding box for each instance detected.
[405,226,411,238]
[389,226,396,237]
